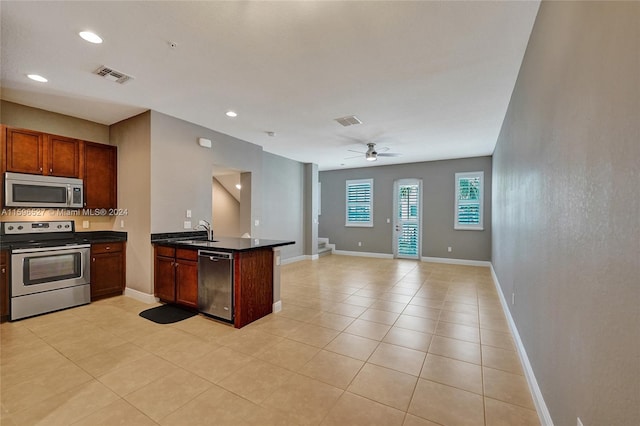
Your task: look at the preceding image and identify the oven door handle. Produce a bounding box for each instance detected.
[67,185,72,206]
[11,244,91,254]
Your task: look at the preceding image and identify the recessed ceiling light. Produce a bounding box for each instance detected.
[225,111,238,118]
[79,31,103,44]
[235,184,242,190]
[27,74,47,83]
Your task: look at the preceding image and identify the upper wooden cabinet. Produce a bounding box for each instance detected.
[4,127,80,177]
[47,134,80,177]
[82,141,117,209]
[5,127,45,175]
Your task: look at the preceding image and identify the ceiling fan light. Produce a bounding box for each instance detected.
[366,152,377,161]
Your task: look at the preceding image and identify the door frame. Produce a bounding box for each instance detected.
[393,178,423,260]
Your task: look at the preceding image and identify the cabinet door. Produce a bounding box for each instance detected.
[83,142,117,209]
[91,252,124,300]
[5,127,44,174]
[155,255,176,302]
[176,259,198,309]
[0,251,8,322]
[47,135,79,177]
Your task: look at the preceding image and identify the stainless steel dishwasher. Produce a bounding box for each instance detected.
[198,250,234,321]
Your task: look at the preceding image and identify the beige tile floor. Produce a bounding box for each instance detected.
[0,255,540,426]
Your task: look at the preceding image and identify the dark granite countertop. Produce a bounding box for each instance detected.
[151,232,294,253]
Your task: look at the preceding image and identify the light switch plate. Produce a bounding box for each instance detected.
[186,210,192,218]
[184,221,192,229]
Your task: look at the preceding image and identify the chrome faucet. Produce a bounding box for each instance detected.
[196,220,214,240]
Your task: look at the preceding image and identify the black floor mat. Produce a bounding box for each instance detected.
[139,304,197,324]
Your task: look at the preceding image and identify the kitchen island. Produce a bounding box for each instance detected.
[151,233,294,328]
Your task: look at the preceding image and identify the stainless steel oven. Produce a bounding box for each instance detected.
[3,221,91,320]
[11,244,90,320]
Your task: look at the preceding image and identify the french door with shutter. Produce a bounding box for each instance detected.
[393,179,422,259]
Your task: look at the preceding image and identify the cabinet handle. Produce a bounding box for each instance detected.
[39,167,43,172]
[1,268,5,273]
[50,168,53,173]
[106,246,111,250]
[92,258,95,262]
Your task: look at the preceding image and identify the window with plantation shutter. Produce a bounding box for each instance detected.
[345,178,373,227]
[455,171,484,230]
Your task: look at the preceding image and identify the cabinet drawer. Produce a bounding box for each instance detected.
[176,248,198,261]
[156,245,175,258]
[92,242,123,254]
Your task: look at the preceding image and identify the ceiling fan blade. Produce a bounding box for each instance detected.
[344,154,362,159]
[347,149,366,154]
[377,153,402,157]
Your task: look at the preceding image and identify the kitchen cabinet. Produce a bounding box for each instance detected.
[46,134,80,177]
[0,250,8,322]
[233,248,273,328]
[154,246,198,309]
[82,142,117,209]
[90,242,125,300]
[4,127,80,177]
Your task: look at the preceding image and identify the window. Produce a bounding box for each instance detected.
[345,178,373,227]
[455,171,483,230]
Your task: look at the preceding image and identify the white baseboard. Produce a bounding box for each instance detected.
[124,287,158,304]
[281,255,314,265]
[273,300,282,313]
[334,250,394,259]
[490,265,554,426]
[310,254,319,260]
[421,256,492,267]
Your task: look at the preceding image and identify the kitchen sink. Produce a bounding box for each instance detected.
[176,239,218,245]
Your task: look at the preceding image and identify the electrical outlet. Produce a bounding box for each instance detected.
[358,242,362,247]
[82,220,89,229]
[255,219,260,226]
[447,246,452,252]
[184,221,191,229]
[386,218,390,223]
[120,220,125,228]
[512,293,515,305]
[577,418,584,426]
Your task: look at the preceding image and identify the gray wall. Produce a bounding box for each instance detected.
[110,112,152,294]
[319,156,492,261]
[212,177,241,237]
[261,152,305,259]
[1,100,109,143]
[492,2,639,425]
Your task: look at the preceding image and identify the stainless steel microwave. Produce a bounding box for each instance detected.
[4,172,84,208]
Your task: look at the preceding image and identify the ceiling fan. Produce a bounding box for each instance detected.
[347,142,401,162]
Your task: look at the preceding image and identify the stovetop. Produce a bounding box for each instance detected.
[1,221,127,251]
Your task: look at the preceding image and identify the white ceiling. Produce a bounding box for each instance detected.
[0,1,539,171]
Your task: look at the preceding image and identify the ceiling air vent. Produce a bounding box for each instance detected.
[334,115,362,127]
[93,65,133,84]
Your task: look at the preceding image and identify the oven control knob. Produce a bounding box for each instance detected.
[65,225,70,228]
[57,225,62,229]
[7,226,13,230]
[17,225,23,230]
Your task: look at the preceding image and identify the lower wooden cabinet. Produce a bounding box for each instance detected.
[1,250,9,322]
[234,248,273,328]
[154,246,198,309]
[91,242,125,300]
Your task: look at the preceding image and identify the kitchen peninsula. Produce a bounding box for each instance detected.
[151,233,294,328]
